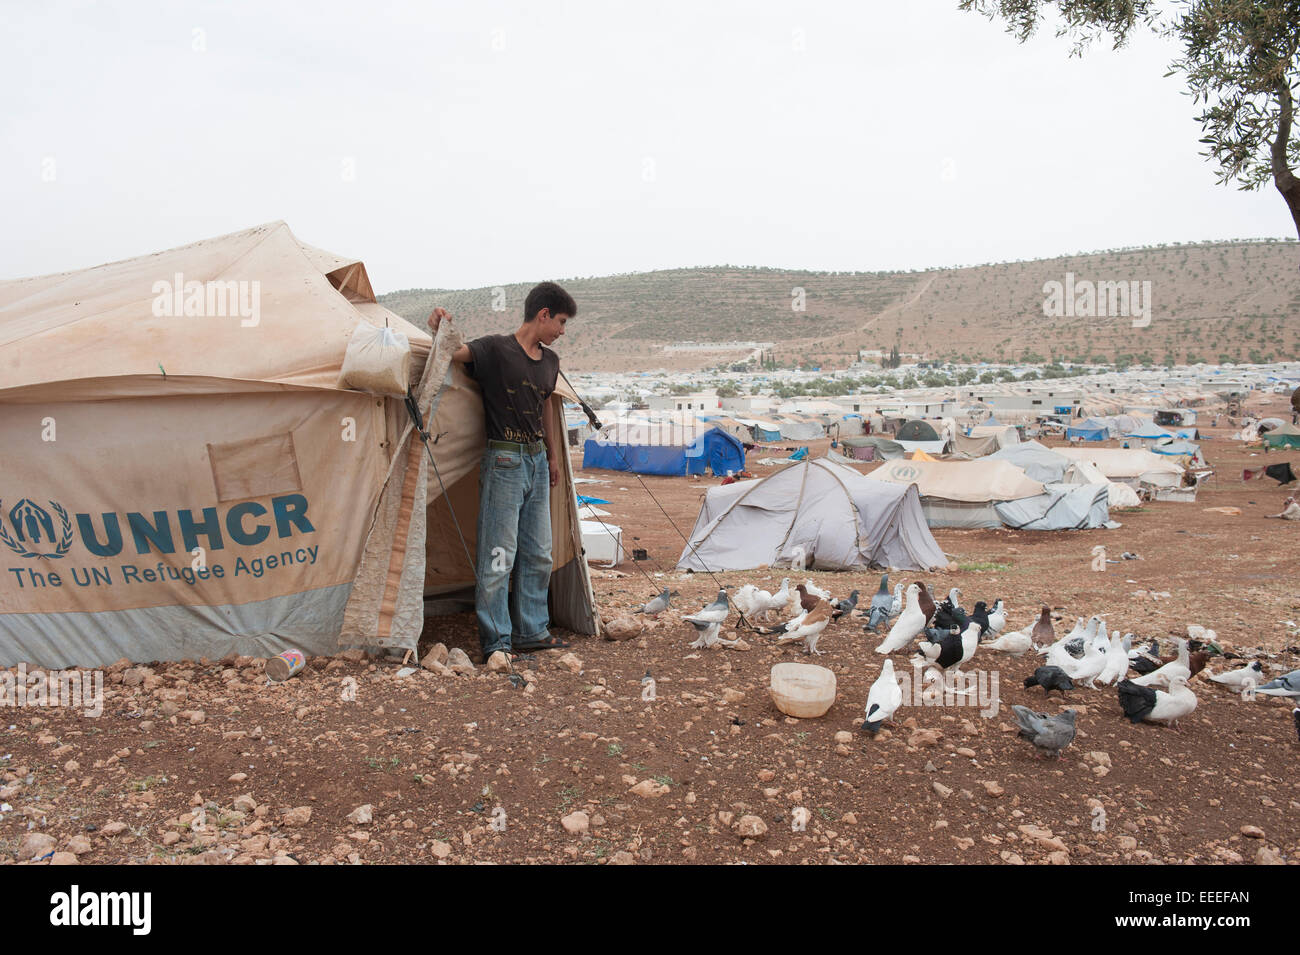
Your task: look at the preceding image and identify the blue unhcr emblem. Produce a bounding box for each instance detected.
[0,499,73,559]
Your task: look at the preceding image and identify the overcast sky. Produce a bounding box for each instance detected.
[1,0,1290,292]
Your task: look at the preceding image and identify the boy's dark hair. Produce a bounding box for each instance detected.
[524,282,577,322]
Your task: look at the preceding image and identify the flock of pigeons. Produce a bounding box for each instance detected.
[633,576,1300,759]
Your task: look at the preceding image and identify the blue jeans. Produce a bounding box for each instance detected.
[475,446,553,656]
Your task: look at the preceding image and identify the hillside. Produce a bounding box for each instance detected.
[379,239,1300,372]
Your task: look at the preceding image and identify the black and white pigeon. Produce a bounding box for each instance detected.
[831,589,860,620]
[864,574,894,632]
[1011,705,1077,759]
[985,599,1007,635]
[683,589,730,627]
[1024,666,1075,696]
[685,618,741,650]
[969,600,992,634]
[862,659,903,734]
[634,588,676,617]
[1256,669,1300,697]
[1129,639,1163,675]
[1117,676,1197,726]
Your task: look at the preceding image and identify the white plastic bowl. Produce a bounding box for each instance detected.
[769,662,837,718]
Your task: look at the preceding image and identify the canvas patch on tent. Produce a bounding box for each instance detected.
[208,432,303,502]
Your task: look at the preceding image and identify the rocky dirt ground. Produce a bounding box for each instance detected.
[2,397,1297,866]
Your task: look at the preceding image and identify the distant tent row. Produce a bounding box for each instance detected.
[583,422,745,476]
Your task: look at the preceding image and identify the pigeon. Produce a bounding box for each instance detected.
[985,599,1007,635]
[634,588,676,617]
[982,628,1032,655]
[1130,639,1190,689]
[1256,669,1300,697]
[968,600,991,634]
[1207,660,1265,688]
[1090,618,1111,655]
[875,584,926,654]
[685,618,742,650]
[1128,639,1164,675]
[914,622,980,688]
[864,575,894,632]
[733,581,787,622]
[683,590,730,627]
[795,584,820,613]
[915,582,936,625]
[1094,629,1131,686]
[1039,616,1086,656]
[1117,675,1197,727]
[1029,607,1054,647]
[1024,666,1074,696]
[933,591,969,631]
[803,579,832,602]
[862,659,903,734]
[831,589,859,620]
[1049,638,1107,688]
[888,583,904,617]
[774,599,833,655]
[1011,705,1077,759]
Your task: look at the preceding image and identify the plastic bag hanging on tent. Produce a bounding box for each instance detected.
[338,321,411,397]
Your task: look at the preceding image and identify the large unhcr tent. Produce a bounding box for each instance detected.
[870,458,1044,528]
[0,223,599,667]
[677,457,947,572]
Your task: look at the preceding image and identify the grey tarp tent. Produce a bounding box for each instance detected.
[994,483,1111,530]
[987,440,1071,484]
[677,457,947,572]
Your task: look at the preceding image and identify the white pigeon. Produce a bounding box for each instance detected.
[1090,618,1110,655]
[685,619,742,650]
[1207,660,1265,688]
[888,583,904,617]
[875,583,925,654]
[803,579,832,601]
[983,628,1033,655]
[1094,629,1130,686]
[1130,639,1190,689]
[862,659,903,734]
[732,580,789,622]
[1047,638,1107,688]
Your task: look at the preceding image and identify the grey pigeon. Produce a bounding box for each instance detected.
[831,589,859,620]
[865,574,893,632]
[683,589,730,627]
[1012,705,1077,759]
[635,588,676,617]
[1256,668,1300,697]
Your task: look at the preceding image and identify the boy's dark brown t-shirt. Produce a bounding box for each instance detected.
[465,333,560,445]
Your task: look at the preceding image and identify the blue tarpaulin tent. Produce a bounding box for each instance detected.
[583,424,745,476]
[1068,417,1111,441]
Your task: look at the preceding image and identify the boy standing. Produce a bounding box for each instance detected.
[430,282,575,659]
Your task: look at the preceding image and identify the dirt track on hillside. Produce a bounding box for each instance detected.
[2,397,1297,866]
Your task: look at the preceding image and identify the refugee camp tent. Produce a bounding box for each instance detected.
[0,222,600,667]
[894,419,947,454]
[834,414,866,437]
[677,457,947,572]
[1056,447,1184,488]
[1063,459,1142,507]
[770,414,824,441]
[1124,425,1176,448]
[841,435,905,461]
[583,422,745,476]
[1263,423,1300,449]
[1067,418,1111,441]
[986,440,1070,484]
[738,416,782,442]
[869,459,1044,528]
[994,483,1111,530]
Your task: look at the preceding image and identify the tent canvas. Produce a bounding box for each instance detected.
[583,423,745,476]
[1063,460,1142,507]
[1056,447,1184,487]
[677,457,947,572]
[995,483,1111,530]
[987,440,1070,484]
[1067,417,1111,441]
[842,435,905,460]
[0,223,599,667]
[869,458,1044,528]
[1264,423,1300,449]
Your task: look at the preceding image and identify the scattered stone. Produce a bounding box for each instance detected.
[734,815,769,840]
[346,804,373,825]
[18,832,55,861]
[446,649,476,676]
[281,806,312,827]
[561,811,590,835]
[1240,825,1265,839]
[629,779,669,798]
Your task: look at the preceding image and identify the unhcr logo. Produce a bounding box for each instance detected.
[1042,272,1151,328]
[151,272,261,327]
[0,499,72,558]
